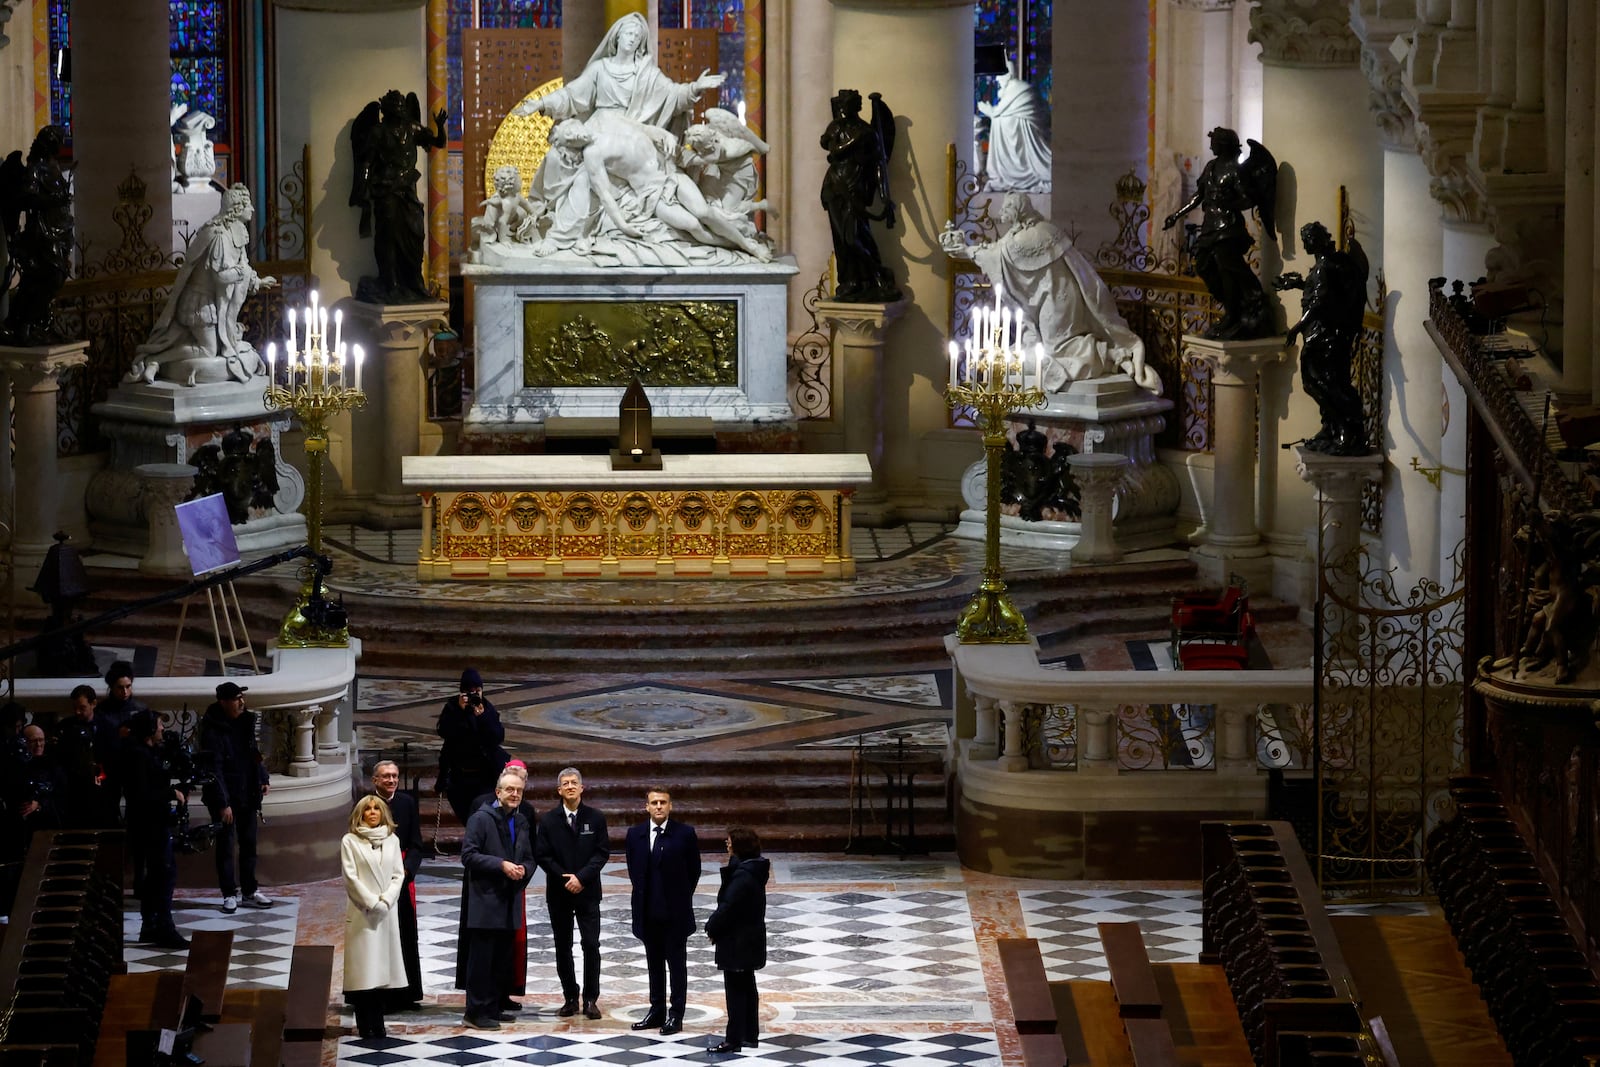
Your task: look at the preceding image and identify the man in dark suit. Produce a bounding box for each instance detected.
[534,766,611,1020]
[459,771,535,1030]
[624,787,701,1035]
[372,760,425,1010]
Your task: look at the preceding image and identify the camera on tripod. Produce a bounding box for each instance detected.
[159,733,220,854]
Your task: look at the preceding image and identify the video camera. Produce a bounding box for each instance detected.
[157,733,220,854]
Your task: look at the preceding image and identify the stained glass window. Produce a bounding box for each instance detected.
[659,0,744,113]
[975,0,1051,113]
[445,0,561,141]
[46,1,231,148]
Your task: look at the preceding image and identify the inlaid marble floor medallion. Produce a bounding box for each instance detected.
[502,684,834,747]
[766,671,950,709]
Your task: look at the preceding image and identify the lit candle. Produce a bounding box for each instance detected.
[287,308,296,355]
[947,341,958,390]
[334,308,343,353]
[354,344,364,393]
[1035,342,1044,388]
[319,306,329,352]
[266,342,276,383]
[1001,307,1010,355]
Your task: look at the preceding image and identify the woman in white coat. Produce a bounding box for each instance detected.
[342,795,408,1039]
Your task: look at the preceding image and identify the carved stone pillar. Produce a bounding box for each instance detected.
[1184,336,1289,589]
[288,705,320,777]
[999,699,1028,772]
[1294,447,1383,664]
[972,694,999,758]
[1066,452,1130,564]
[0,342,89,588]
[816,298,907,523]
[1216,704,1257,773]
[315,701,341,762]
[135,463,199,577]
[1079,706,1116,775]
[346,300,449,527]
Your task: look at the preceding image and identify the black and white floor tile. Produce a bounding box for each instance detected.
[123,895,302,987]
[1019,888,1204,982]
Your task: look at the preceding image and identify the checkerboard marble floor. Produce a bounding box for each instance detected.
[128,856,1369,1066]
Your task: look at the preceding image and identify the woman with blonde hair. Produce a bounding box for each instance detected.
[342,795,408,1039]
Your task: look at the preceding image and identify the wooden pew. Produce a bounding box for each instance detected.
[219,988,288,1067]
[282,943,336,1065]
[997,938,1059,1035]
[180,929,235,1021]
[1098,923,1162,1020]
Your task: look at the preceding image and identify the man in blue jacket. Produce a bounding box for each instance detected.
[624,787,700,1035]
[459,771,535,1030]
[535,766,611,1019]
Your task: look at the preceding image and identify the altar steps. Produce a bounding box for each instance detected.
[77,557,1259,674]
[386,752,954,855]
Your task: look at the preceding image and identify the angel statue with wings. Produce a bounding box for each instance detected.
[349,89,447,304]
[0,125,74,345]
[1274,221,1371,456]
[1162,127,1278,341]
[820,89,900,304]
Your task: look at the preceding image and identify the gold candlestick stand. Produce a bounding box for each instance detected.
[263,302,366,647]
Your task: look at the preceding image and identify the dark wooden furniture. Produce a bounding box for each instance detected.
[1099,922,1163,1020]
[179,929,235,1022]
[283,944,336,1044]
[998,938,1058,1035]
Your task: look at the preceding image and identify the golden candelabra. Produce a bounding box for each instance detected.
[946,297,1046,644]
[263,292,366,647]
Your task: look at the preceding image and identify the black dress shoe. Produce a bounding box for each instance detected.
[463,1015,501,1031]
[708,1041,741,1054]
[632,1012,665,1031]
[557,998,579,1017]
[500,998,523,1012]
[660,1014,683,1036]
[582,1000,602,1020]
[489,1012,514,1023]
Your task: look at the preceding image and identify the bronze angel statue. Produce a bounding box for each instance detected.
[1162,127,1278,340]
[349,89,447,304]
[820,89,900,303]
[189,426,280,525]
[0,125,74,345]
[1273,221,1371,455]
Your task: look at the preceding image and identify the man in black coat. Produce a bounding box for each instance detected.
[199,682,272,913]
[123,712,189,949]
[705,827,771,1053]
[534,766,610,1019]
[372,759,425,1010]
[436,668,509,826]
[459,771,535,1030]
[624,787,701,1035]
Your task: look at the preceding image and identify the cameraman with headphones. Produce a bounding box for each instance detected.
[124,711,189,949]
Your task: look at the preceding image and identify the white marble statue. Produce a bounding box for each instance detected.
[470,164,538,249]
[128,183,277,386]
[172,106,218,191]
[940,194,1160,395]
[681,107,772,234]
[473,12,771,267]
[979,59,1051,193]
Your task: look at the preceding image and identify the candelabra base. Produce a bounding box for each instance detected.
[954,581,1032,644]
[278,602,353,649]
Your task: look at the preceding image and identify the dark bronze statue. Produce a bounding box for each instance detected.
[0,125,74,346]
[1001,419,1080,522]
[1162,127,1277,341]
[189,426,280,525]
[820,89,901,303]
[1273,221,1370,456]
[350,90,447,304]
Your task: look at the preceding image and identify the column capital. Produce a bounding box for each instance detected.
[0,341,90,391]
[1248,0,1361,68]
[1181,334,1290,385]
[346,299,450,350]
[1292,445,1383,502]
[1360,43,1416,150]
[816,298,909,345]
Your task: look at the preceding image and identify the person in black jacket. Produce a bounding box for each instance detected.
[436,668,509,826]
[123,711,189,949]
[371,759,425,1010]
[458,771,535,1030]
[534,766,611,1019]
[704,827,770,1054]
[199,682,273,913]
[624,788,701,1035]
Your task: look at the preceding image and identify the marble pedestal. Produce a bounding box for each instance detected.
[953,375,1179,553]
[462,257,800,434]
[816,298,908,524]
[1294,446,1383,664]
[87,380,307,559]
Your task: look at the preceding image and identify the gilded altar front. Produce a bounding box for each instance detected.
[419,487,854,579]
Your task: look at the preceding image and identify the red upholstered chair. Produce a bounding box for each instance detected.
[1176,610,1257,670]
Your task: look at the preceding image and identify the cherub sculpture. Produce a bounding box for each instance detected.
[1162,127,1278,340]
[350,89,447,304]
[188,426,279,525]
[682,107,771,232]
[470,164,537,249]
[820,89,899,303]
[1273,221,1370,455]
[0,125,74,346]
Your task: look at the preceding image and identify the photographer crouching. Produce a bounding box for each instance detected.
[123,711,190,949]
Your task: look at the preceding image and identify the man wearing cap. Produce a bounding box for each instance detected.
[200,681,273,913]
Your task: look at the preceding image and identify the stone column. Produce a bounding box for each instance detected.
[999,699,1027,772]
[1252,0,1382,556]
[1054,0,1148,250]
[1079,706,1116,775]
[1294,447,1383,664]
[0,342,88,588]
[1565,1,1595,401]
[315,702,341,762]
[70,0,171,264]
[1184,336,1289,590]
[288,705,320,777]
[135,463,198,577]
[346,299,449,527]
[972,694,999,758]
[778,1,833,332]
[816,298,906,523]
[1066,452,1130,564]
[1217,704,1257,774]
[829,0,972,509]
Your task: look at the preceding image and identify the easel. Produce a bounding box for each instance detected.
[168,573,259,677]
